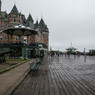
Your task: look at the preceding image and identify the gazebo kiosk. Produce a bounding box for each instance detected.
[3,24,38,59]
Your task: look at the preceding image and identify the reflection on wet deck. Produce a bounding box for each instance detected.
[12,55,95,95]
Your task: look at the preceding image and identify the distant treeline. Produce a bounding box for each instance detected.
[88,49,95,56]
[49,49,95,56]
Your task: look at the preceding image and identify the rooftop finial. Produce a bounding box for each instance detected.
[36,17,38,21]
[20,9,22,14]
[14,0,16,6]
[71,42,72,47]
[41,13,43,19]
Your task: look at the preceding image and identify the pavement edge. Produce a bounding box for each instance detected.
[3,69,30,95]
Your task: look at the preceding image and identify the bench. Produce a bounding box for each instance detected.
[36,58,41,64]
[29,61,39,71]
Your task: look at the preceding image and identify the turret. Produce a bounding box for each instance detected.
[27,14,35,29]
[35,19,39,29]
[27,14,34,23]
[39,18,49,32]
[10,4,19,14]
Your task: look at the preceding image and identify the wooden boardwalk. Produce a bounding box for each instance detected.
[11,55,95,95]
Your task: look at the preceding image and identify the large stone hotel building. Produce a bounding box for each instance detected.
[0,0,49,49]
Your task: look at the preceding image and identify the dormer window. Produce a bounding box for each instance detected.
[14,14,16,22]
[14,14,16,18]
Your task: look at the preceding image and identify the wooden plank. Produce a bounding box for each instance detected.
[11,55,95,95]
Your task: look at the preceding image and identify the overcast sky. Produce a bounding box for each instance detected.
[2,0,95,52]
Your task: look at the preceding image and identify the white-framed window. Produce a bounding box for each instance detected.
[0,36,2,40]
[23,36,27,44]
[16,36,20,40]
[0,30,3,34]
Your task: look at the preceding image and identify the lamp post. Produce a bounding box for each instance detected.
[84,48,86,55]
[84,48,86,62]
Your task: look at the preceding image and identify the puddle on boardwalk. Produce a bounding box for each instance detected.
[49,55,95,78]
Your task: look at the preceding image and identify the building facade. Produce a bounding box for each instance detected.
[0,0,49,49]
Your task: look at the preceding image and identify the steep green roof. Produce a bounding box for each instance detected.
[27,21,35,29]
[39,18,45,27]
[26,14,35,29]
[27,14,34,22]
[10,5,19,14]
[21,14,27,25]
[44,24,49,32]
[39,18,49,32]
[1,11,8,21]
[35,20,39,29]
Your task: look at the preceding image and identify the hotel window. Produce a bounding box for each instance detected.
[14,15,16,22]
[5,36,7,40]
[0,30,2,34]
[14,15,16,17]
[5,24,7,28]
[14,18,16,22]
[0,36,2,40]
[1,24,3,28]
[16,36,20,40]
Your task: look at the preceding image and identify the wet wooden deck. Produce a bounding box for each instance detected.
[11,55,95,95]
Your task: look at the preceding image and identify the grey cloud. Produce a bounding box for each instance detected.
[2,0,95,51]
